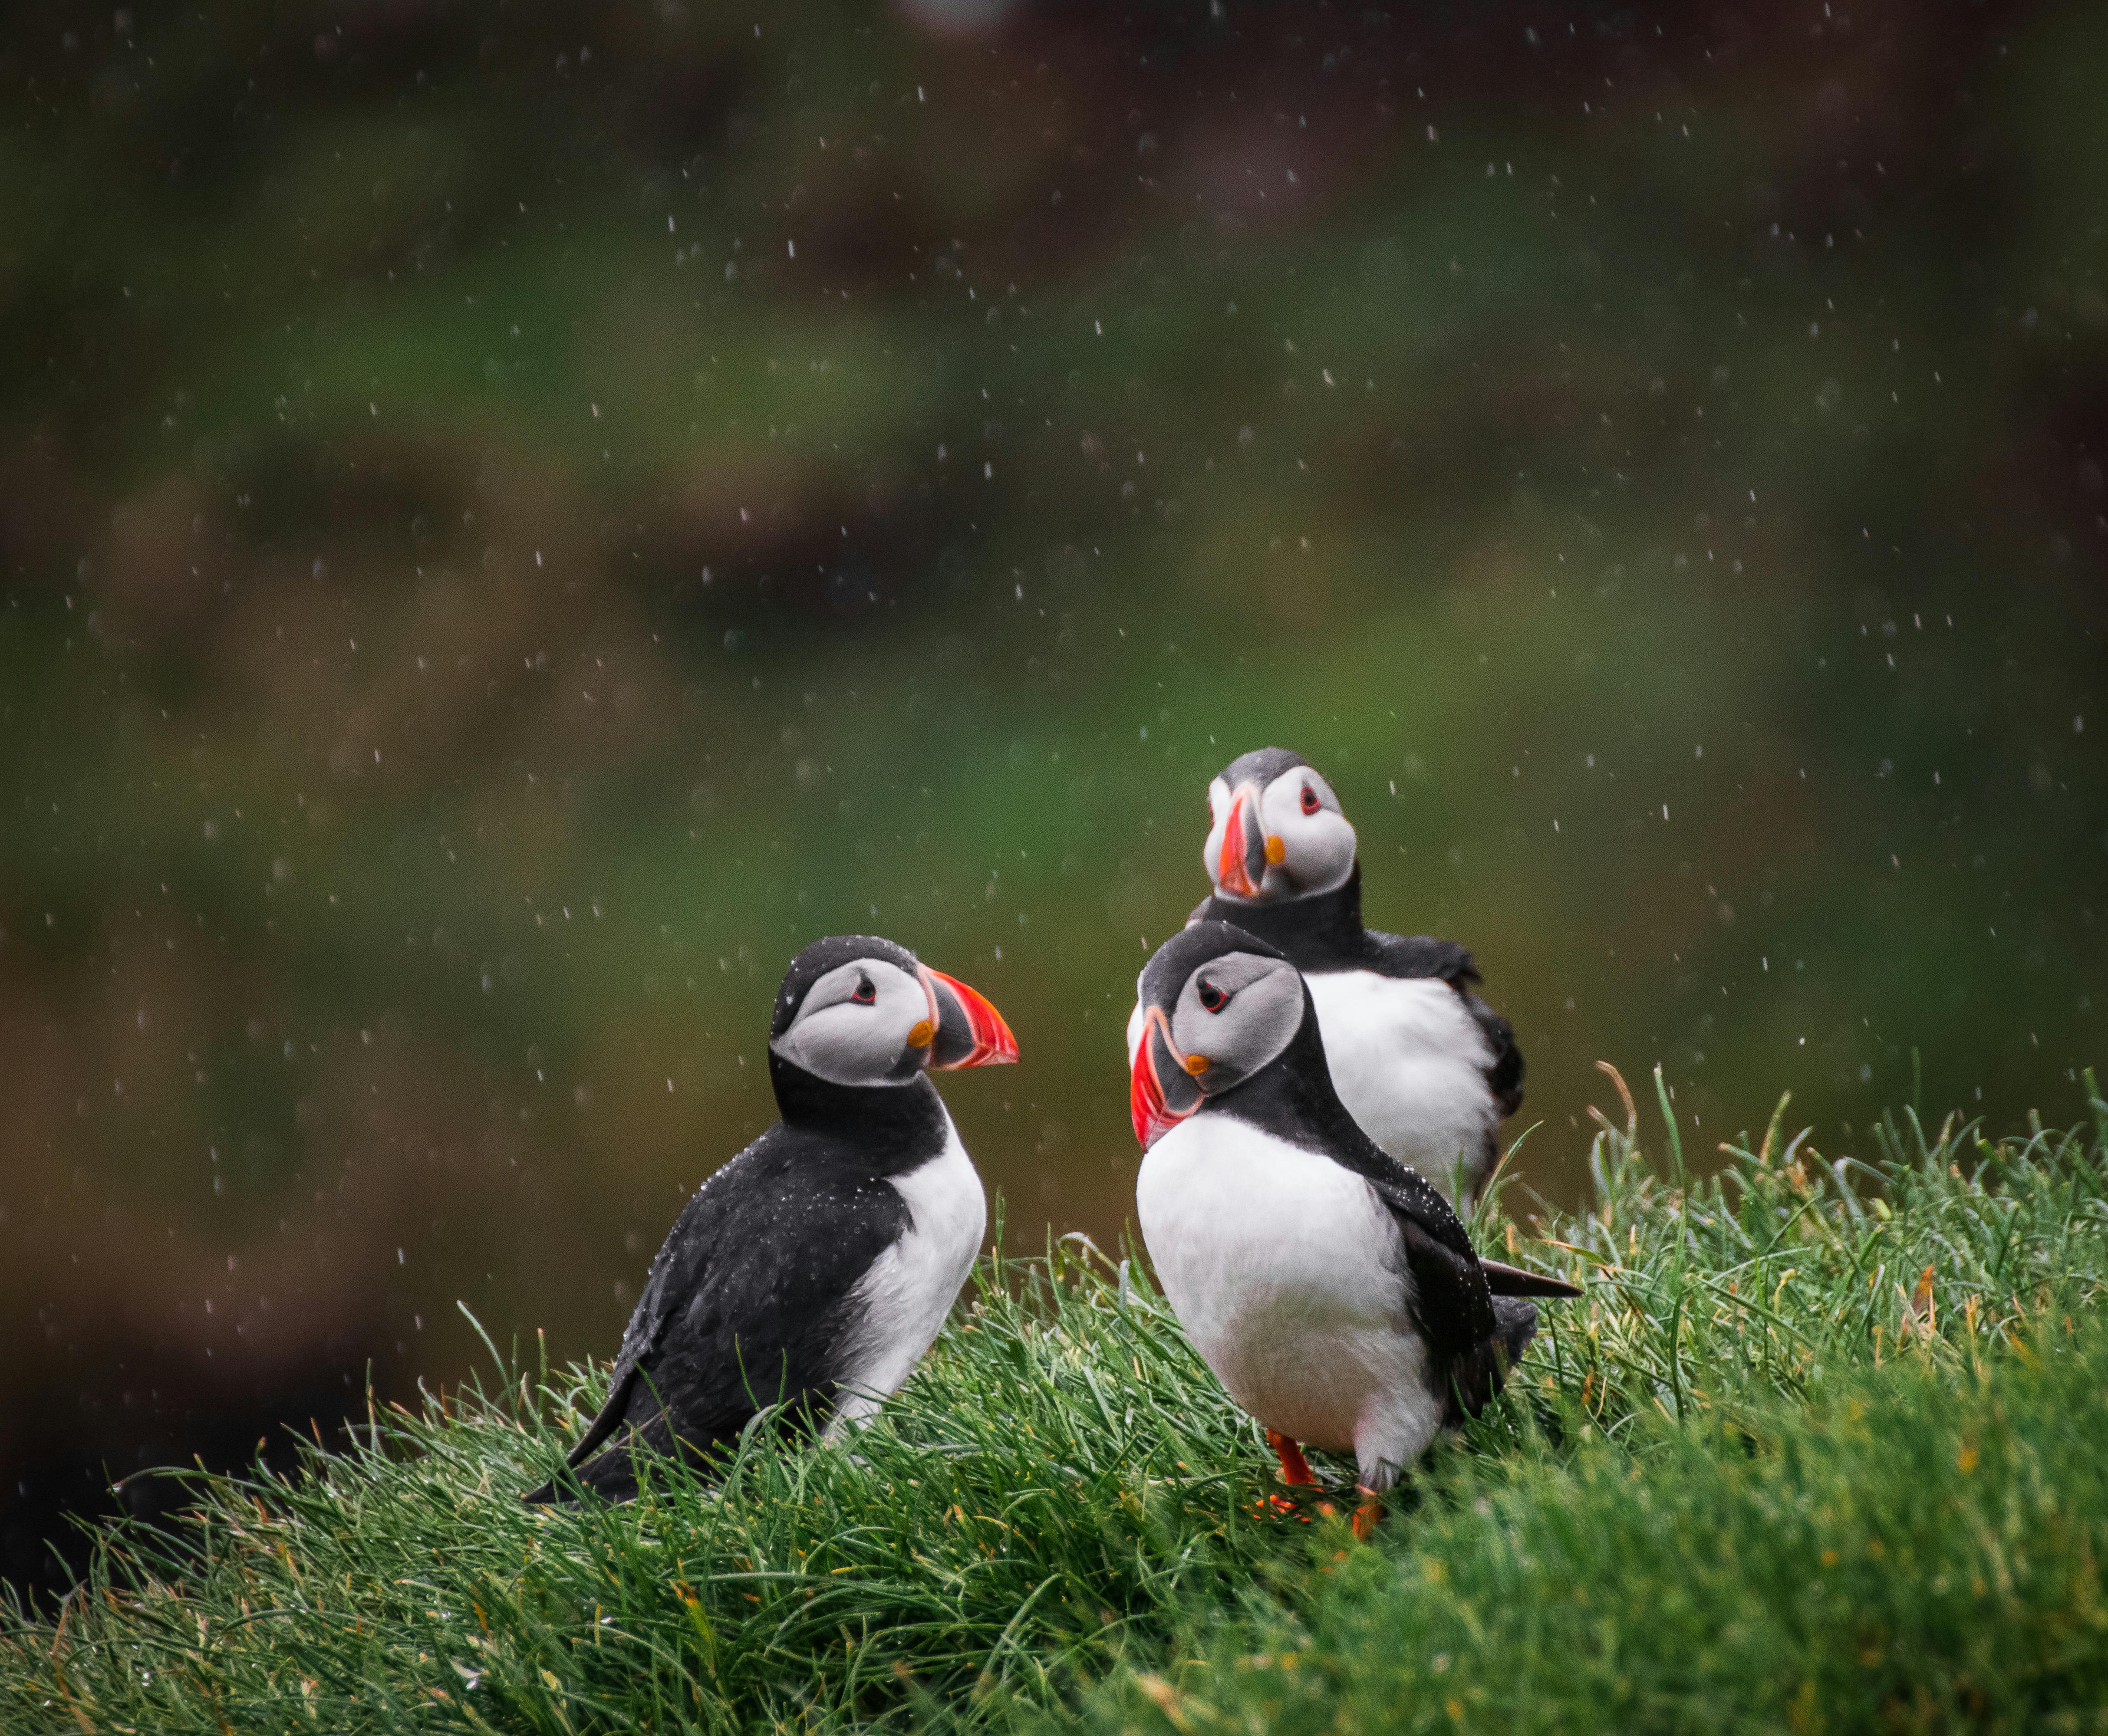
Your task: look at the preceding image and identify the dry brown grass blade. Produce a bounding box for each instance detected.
[1594,1061,1638,1138]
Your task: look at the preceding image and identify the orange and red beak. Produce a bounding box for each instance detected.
[916,965,1019,1070]
[1130,1005,1203,1148]
[1214,784,1270,900]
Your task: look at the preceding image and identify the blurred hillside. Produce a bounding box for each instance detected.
[1,0,2104,1598]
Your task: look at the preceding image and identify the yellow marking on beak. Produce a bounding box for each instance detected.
[1183,1052,1210,1076]
[1264,835,1286,865]
[908,1019,935,1049]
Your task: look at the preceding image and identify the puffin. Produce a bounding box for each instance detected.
[1130,921,1578,1533]
[526,934,1017,1503]
[1153,746,1524,1209]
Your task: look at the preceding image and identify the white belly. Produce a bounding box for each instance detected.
[829,1116,987,1431]
[1304,971,1496,1205]
[1135,1116,1442,1485]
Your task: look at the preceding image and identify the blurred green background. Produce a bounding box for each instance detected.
[2,0,2104,1595]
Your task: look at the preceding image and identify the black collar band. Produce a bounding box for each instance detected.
[767,1054,950,1173]
[1199,861,1369,973]
[1201,991,1366,1156]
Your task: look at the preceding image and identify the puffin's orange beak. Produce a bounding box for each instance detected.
[1215,785,1268,899]
[917,966,1018,1069]
[1130,1006,1202,1148]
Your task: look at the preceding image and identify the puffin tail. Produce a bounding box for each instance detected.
[1447,1304,1539,1426]
[1492,1295,1540,1367]
[1478,1257,1582,1299]
[524,1441,642,1506]
[523,1362,646,1506]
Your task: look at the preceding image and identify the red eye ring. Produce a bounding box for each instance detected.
[1196,978,1228,1013]
[1300,786,1321,815]
[851,977,876,1005]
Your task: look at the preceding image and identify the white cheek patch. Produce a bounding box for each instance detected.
[770,960,926,1086]
[1258,778,1357,897]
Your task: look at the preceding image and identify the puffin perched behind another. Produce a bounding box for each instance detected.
[526,935,1017,1503]
[1130,922,1578,1532]
[1175,746,1524,1208]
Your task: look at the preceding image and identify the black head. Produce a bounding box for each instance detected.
[1129,921,1312,1148]
[768,935,1017,1099]
[1218,746,1310,790]
[1203,746,1357,904]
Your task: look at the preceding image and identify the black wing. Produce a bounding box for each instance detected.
[1325,1136,1539,1425]
[1358,1169,1578,1421]
[1367,931,1524,1119]
[527,1128,906,1502]
[534,1149,757,1491]
[1466,991,1525,1118]
[1391,1211,1509,1424]
[1366,932,1479,983]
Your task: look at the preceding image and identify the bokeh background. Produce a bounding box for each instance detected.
[3,0,2104,1598]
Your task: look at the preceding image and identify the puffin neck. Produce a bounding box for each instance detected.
[1201,991,1368,1157]
[1205,861,1368,972]
[767,1053,951,1170]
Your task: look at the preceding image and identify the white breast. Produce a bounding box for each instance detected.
[1135,1115,1443,1486]
[828,1115,988,1433]
[1304,971,1496,1205]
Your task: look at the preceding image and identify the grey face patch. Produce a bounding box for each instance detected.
[768,958,930,1087]
[1169,950,1306,1095]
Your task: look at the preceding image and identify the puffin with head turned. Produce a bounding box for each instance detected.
[1163,746,1523,1209]
[1130,922,1577,1533]
[527,935,1016,1503]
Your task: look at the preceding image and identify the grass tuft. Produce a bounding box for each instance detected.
[4,1071,2105,1733]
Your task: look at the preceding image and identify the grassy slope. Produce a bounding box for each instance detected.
[4,1070,2106,1734]
[1084,1322,2108,1736]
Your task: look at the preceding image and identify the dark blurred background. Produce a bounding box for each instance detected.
[3,0,2104,1601]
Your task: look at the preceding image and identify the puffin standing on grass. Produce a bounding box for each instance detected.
[527,935,1017,1503]
[1173,746,1524,1209]
[1130,922,1578,1534]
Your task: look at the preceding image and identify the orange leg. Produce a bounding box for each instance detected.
[1350,1486,1384,1540]
[1267,1430,1317,1487]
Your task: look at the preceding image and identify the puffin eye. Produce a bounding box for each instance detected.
[850,976,876,1005]
[1196,977,1229,1013]
[1300,785,1321,815]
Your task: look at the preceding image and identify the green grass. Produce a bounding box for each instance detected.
[6,1069,2107,1734]
[1077,1313,2108,1736]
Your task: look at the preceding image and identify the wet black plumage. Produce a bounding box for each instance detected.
[525,937,962,1503]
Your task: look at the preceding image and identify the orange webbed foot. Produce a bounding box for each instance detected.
[1350,1486,1383,1541]
[1266,1429,1317,1487]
